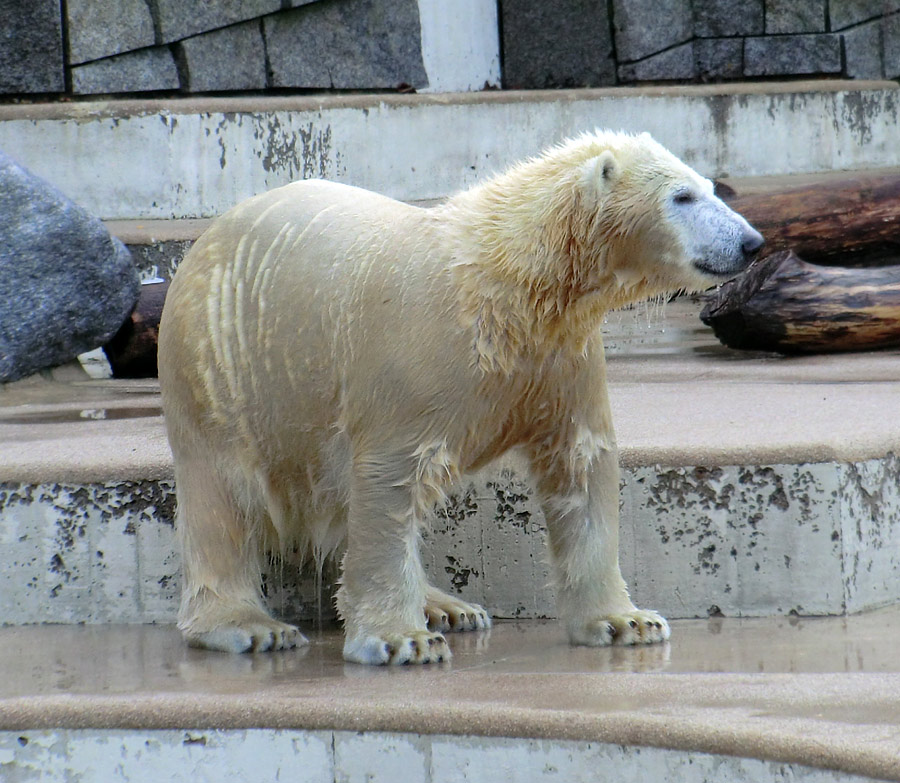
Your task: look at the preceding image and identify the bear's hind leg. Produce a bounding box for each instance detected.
[174,457,307,653]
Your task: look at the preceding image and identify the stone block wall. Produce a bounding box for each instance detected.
[502,0,900,87]
[1,0,899,99]
[1,0,429,97]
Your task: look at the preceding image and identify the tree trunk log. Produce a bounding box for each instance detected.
[720,173,900,263]
[103,281,168,377]
[700,251,900,354]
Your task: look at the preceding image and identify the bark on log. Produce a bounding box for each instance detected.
[103,281,168,377]
[719,173,900,263]
[700,251,900,354]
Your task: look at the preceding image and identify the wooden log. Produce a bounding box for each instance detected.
[700,250,900,354]
[719,172,900,263]
[103,281,168,377]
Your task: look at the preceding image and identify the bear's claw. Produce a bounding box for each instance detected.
[424,588,492,633]
[344,631,451,665]
[568,610,670,647]
[186,620,308,654]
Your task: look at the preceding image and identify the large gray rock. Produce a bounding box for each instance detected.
[66,0,156,65]
[0,0,64,93]
[265,0,428,90]
[500,0,616,89]
[0,152,140,383]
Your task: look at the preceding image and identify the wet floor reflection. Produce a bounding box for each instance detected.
[2,607,899,699]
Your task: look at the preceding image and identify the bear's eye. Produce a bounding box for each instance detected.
[673,191,696,205]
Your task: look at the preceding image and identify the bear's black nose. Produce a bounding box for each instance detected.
[742,229,765,259]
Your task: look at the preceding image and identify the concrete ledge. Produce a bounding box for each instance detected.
[2,81,898,219]
[2,615,900,781]
[1,80,894,121]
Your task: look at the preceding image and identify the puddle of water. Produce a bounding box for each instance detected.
[0,406,163,425]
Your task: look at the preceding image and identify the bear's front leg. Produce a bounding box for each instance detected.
[529,428,670,647]
[336,454,450,665]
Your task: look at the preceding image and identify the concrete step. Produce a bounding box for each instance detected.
[3,299,899,626]
[2,611,900,781]
[1,80,898,222]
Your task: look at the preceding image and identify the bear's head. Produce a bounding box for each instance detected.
[574,131,763,299]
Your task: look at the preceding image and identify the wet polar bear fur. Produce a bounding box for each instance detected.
[158,130,763,665]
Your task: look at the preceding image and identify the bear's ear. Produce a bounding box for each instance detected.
[581,150,618,194]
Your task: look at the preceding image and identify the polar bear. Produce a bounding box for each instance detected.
[158,130,763,665]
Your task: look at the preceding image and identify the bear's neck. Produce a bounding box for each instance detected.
[441,180,662,374]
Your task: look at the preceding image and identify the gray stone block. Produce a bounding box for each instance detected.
[176,21,267,92]
[694,0,763,38]
[884,13,900,78]
[618,42,696,82]
[695,38,743,80]
[71,47,180,94]
[0,0,64,93]
[843,20,884,79]
[744,33,842,76]
[66,0,155,65]
[500,0,615,89]
[829,0,900,31]
[0,152,140,384]
[152,0,294,44]
[612,0,692,62]
[765,0,826,33]
[265,0,428,90]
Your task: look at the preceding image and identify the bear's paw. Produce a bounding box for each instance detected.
[343,631,451,665]
[568,610,670,647]
[185,619,307,654]
[424,588,492,633]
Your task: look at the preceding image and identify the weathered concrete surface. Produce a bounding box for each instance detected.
[0,81,897,219]
[417,0,500,93]
[4,616,900,780]
[0,728,885,783]
[2,455,897,625]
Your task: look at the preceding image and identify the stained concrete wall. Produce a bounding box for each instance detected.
[3,453,898,625]
[0,729,879,783]
[0,81,897,220]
